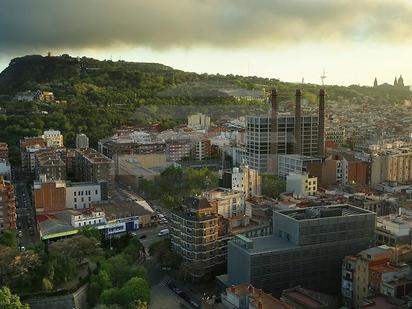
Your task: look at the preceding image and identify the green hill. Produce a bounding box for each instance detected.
[0,54,411,164]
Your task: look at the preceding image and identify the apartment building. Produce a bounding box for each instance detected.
[170,196,226,280]
[325,127,346,146]
[0,143,8,160]
[165,139,192,162]
[42,129,64,148]
[245,115,319,173]
[75,148,114,190]
[219,165,262,198]
[188,113,211,130]
[65,181,106,210]
[75,133,89,149]
[0,160,11,180]
[192,139,212,161]
[286,173,317,197]
[227,205,376,295]
[35,149,66,181]
[0,177,16,233]
[221,283,292,309]
[98,131,166,158]
[20,136,46,172]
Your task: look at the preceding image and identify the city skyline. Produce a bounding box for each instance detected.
[1,0,412,86]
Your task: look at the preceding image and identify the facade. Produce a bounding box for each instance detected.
[43,129,64,148]
[75,148,114,190]
[70,209,106,228]
[75,133,89,149]
[0,160,11,180]
[65,181,105,210]
[286,173,317,197]
[20,137,46,172]
[166,139,192,161]
[166,139,193,162]
[35,149,66,181]
[245,115,319,173]
[192,139,212,161]
[221,283,292,309]
[33,180,66,212]
[277,154,322,178]
[205,188,246,219]
[0,143,8,160]
[0,177,16,233]
[188,113,211,130]
[325,127,345,146]
[227,204,376,295]
[219,165,262,198]
[98,132,166,159]
[170,196,226,280]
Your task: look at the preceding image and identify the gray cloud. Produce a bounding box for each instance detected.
[1,0,412,53]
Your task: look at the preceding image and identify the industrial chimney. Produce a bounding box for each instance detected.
[294,89,302,155]
[318,89,326,156]
[269,89,278,173]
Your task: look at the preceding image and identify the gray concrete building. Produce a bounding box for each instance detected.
[226,204,376,295]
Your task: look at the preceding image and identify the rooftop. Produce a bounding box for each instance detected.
[92,201,153,220]
[76,148,113,164]
[278,204,372,221]
[227,284,292,309]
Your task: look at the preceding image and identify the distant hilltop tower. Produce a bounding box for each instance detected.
[47,51,51,57]
[373,77,378,88]
[394,77,398,87]
[398,75,404,87]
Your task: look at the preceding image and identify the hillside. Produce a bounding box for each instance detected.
[0,54,411,163]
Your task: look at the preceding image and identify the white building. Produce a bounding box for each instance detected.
[204,188,246,218]
[75,133,89,149]
[65,182,103,209]
[286,173,318,197]
[188,113,211,130]
[43,129,64,147]
[220,165,262,198]
[70,209,106,227]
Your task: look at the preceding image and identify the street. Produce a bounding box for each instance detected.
[14,182,38,249]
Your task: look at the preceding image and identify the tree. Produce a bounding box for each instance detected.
[116,277,150,308]
[261,174,286,198]
[398,75,404,87]
[394,76,398,87]
[0,286,29,309]
[373,77,378,88]
[0,246,40,287]
[0,231,16,248]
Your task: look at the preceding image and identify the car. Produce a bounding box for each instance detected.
[20,246,25,251]
[139,234,147,239]
[29,230,34,236]
[158,229,170,236]
[18,230,23,237]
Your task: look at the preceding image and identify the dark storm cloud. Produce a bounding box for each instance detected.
[1,0,412,53]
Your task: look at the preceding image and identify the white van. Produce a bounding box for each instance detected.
[158,229,170,236]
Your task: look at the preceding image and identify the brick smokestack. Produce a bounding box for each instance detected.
[294,89,302,155]
[318,89,326,156]
[269,89,278,173]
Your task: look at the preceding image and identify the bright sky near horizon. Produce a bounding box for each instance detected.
[1,0,412,86]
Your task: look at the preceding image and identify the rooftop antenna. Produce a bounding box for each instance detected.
[321,69,327,86]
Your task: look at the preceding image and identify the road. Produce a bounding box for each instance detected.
[14,182,38,249]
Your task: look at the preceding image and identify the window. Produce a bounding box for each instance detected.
[74,198,77,202]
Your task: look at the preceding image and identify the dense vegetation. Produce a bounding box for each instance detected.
[0,54,411,164]
[138,166,219,208]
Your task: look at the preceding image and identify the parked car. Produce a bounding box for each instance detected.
[158,229,170,236]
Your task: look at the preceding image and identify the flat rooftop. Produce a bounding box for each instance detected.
[93,201,153,220]
[278,204,372,221]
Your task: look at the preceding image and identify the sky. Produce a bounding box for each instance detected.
[1,0,412,86]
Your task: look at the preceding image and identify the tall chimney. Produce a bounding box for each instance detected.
[318,89,325,156]
[269,89,278,173]
[294,89,302,155]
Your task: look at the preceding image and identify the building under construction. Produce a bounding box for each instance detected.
[246,89,326,173]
